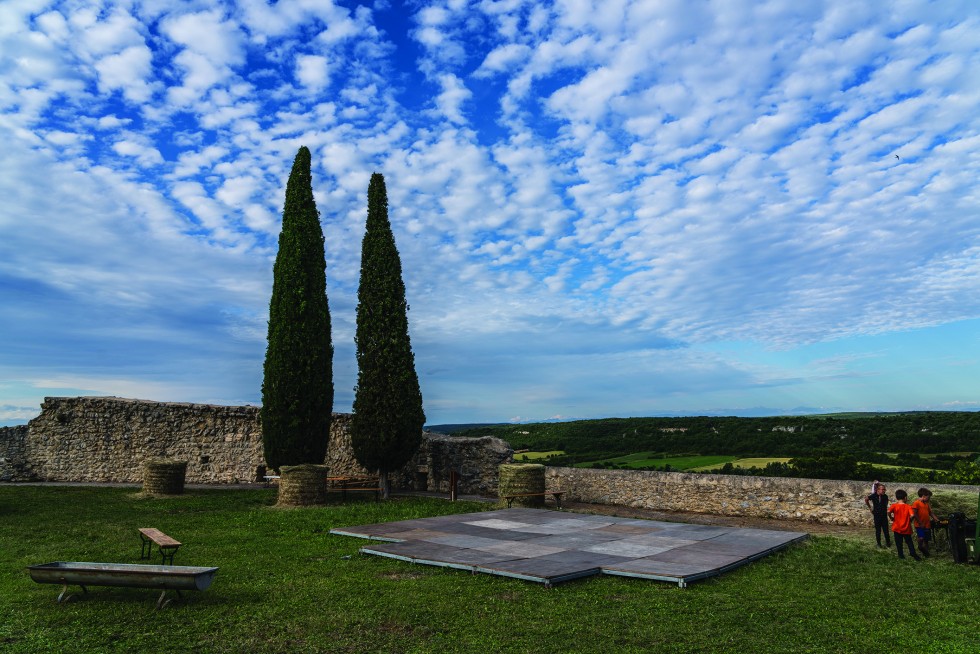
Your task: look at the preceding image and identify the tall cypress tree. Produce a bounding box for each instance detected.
[261,146,333,472]
[350,173,424,498]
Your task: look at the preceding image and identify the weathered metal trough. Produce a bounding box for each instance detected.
[28,562,219,609]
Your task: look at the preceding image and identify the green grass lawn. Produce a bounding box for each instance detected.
[2,486,979,653]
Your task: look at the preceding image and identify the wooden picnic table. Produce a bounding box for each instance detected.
[326,475,382,501]
[501,490,565,509]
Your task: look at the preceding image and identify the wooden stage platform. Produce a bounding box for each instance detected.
[330,507,807,587]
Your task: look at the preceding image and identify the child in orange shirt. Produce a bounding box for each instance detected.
[910,487,937,557]
[887,489,921,561]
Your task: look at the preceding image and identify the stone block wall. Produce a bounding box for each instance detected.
[5,396,512,494]
[393,432,515,496]
[545,466,979,526]
[326,414,513,495]
[0,425,28,482]
[22,397,266,483]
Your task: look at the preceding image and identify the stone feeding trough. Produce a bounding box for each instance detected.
[28,562,219,609]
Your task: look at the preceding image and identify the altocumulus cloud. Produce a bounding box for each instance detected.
[1,0,980,425]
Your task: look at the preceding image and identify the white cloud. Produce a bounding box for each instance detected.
[216,175,259,207]
[160,10,246,67]
[33,10,70,43]
[166,51,229,104]
[112,137,164,166]
[94,44,155,102]
[171,180,242,243]
[76,7,146,57]
[475,43,531,77]
[97,115,131,129]
[295,54,330,90]
[318,12,361,45]
[171,145,230,179]
[433,73,471,124]
[43,129,88,146]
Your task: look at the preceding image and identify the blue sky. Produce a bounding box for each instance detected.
[2,0,980,426]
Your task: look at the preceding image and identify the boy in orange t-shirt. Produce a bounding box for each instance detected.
[888,489,921,561]
[910,487,937,557]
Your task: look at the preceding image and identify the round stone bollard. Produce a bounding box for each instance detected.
[277,464,329,506]
[142,458,188,495]
[498,463,546,508]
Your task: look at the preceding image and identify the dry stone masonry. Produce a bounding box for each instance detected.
[3,396,512,494]
[22,397,264,483]
[0,425,28,482]
[545,466,978,526]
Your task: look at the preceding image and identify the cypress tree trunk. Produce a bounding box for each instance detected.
[350,173,425,499]
[380,471,391,500]
[261,146,334,472]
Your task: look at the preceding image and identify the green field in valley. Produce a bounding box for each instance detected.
[573,453,737,470]
[514,450,565,461]
[689,457,793,472]
[576,454,795,472]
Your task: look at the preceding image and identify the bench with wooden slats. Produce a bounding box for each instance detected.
[501,491,565,509]
[139,528,181,565]
[327,476,382,501]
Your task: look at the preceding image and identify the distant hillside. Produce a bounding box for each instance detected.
[425,423,508,435]
[453,412,980,461]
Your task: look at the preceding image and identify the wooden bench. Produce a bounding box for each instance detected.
[327,476,382,501]
[139,528,181,565]
[262,475,280,487]
[502,491,565,509]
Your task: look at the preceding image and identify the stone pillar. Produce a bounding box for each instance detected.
[142,459,188,495]
[277,464,329,506]
[498,463,545,507]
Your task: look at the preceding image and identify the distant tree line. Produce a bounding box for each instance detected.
[457,413,980,484]
[704,456,980,485]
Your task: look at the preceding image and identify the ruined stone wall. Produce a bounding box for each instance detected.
[545,466,980,526]
[325,414,513,495]
[22,397,265,483]
[7,396,512,493]
[0,425,28,482]
[392,433,514,496]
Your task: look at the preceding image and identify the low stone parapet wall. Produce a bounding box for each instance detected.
[545,466,979,526]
